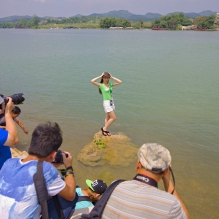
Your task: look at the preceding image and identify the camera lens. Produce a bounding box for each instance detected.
[4,93,25,105]
[9,93,25,105]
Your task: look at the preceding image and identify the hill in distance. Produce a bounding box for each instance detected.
[0,15,57,22]
[0,15,32,22]
[167,10,217,18]
[0,10,217,22]
[88,10,163,21]
[81,10,217,21]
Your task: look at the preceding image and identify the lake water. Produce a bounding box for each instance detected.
[0,29,219,218]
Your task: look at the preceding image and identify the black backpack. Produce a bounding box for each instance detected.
[33,161,65,219]
[79,179,125,219]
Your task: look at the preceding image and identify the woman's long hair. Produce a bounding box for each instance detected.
[99,72,110,94]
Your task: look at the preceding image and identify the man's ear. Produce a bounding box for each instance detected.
[94,193,100,199]
[136,160,142,170]
[52,151,56,158]
[49,151,56,161]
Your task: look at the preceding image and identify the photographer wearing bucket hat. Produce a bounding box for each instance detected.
[102,143,189,219]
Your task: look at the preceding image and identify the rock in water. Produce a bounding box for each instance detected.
[77,131,138,167]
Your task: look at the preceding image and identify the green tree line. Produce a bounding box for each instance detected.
[0,22,14,28]
[194,15,216,29]
[0,15,39,28]
[100,18,131,28]
[0,13,217,30]
[45,16,99,24]
[152,13,192,29]
[15,15,39,28]
[152,12,216,30]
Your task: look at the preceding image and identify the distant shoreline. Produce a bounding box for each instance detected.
[1,12,218,30]
[1,27,218,31]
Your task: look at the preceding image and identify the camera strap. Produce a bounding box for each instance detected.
[134,168,176,194]
[169,167,175,194]
[133,174,158,188]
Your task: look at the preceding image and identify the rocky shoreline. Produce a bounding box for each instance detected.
[11,131,139,167]
[11,147,28,159]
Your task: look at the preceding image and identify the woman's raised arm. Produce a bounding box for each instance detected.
[110,74,122,86]
[91,74,103,87]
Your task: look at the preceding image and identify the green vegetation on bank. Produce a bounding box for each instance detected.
[153,13,192,29]
[16,15,39,29]
[40,23,100,29]
[100,18,131,28]
[45,16,99,24]
[0,22,14,28]
[0,15,39,28]
[194,15,217,29]
[42,16,100,28]
[152,12,217,30]
[132,20,152,29]
[0,13,218,30]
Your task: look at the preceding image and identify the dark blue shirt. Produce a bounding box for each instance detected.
[0,128,10,169]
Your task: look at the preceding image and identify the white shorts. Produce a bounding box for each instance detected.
[103,100,115,113]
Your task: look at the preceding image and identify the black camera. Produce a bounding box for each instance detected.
[0,93,25,106]
[52,150,68,163]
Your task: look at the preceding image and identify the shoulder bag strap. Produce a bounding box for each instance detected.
[80,179,125,219]
[77,196,91,202]
[33,161,49,219]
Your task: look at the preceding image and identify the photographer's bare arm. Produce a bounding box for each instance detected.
[162,167,189,219]
[15,120,28,134]
[58,152,76,201]
[4,97,18,146]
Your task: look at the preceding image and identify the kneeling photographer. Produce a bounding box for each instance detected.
[0,122,77,219]
[0,106,28,135]
[0,97,19,169]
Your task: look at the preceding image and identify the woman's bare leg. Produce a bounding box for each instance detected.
[105,113,110,128]
[103,111,116,131]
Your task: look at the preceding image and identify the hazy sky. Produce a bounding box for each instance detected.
[0,0,219,18]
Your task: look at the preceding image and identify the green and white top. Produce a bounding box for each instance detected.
[99,83,113,100]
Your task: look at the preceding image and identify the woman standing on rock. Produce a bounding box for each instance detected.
[91,72,122,136]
